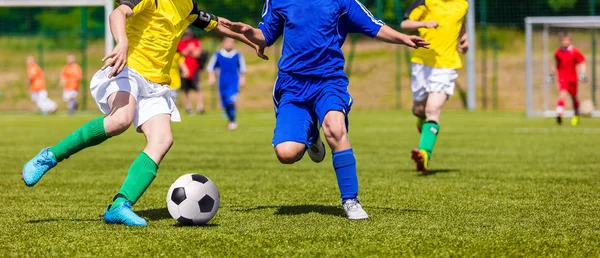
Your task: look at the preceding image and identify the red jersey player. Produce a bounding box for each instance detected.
[552,32,586,126]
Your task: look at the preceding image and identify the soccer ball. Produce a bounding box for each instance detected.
[166,174,220,225]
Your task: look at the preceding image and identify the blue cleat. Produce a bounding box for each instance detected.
[103,201,147,226]
[22,148,57,187]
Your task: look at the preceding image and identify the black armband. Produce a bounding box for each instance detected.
[190,4,219,32]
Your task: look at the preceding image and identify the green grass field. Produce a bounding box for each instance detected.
[1,111,599,256]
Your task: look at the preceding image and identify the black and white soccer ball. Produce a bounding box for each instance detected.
[166,174,220,225]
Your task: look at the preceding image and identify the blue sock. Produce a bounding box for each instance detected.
[332,148,358,202]
[225,104,236,122]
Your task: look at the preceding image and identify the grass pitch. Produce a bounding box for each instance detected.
[1,110,599,257]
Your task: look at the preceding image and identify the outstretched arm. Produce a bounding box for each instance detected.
[400,20,438,32]
[375,25,430,49]
[221,21,267,48]
[213,18,268,60]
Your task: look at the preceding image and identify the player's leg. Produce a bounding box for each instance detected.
[193,73,205,114]
[411,67,456,172]
[411,63,428,133]
[223,93,238,130]
[181,79,193,114]
[556,80,569,125]
[570,82,580,126]
[21,72,137,186]
[272,101,315,164]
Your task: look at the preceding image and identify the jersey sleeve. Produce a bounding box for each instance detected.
[238,54,247,74]
[575,48,585,64]
[257,0,284,46]
[116,0,153,16]
[75,65,83,80]
[345,0,385,38]
[189,2,219,32]
[206,53,218,72]
[404,0,427,21]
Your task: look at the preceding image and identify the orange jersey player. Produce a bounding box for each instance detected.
[552,32,586,126]
[26,56,57,114]
[60,54,83,115]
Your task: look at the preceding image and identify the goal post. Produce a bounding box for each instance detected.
[0,0,114,56]
[525,16,600,117]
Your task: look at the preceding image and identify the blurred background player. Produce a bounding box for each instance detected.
[551,32,586,126]
[177,29,204,114]
[207,37,247,130]
[401,0,468,173]
[169,52,189,102]
[226,0,428,220]
[60,54,83,115]
[26,56,57,115]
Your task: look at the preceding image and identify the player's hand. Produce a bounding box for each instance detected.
[223,21,253,34]
[579,73,587,82]
[207,74,216,86]
[239,77,246,88]
[101,42,128,78]
[255,44,269,60]
[424,21,439,29]
[181,69,190,79]
[458,39,469,54]
[401,35,430,49]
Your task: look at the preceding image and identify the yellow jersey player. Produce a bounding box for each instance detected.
[169,52,189,101]
[22,0,266,226]
[401,0,468,172]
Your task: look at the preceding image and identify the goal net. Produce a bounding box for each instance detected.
[525,16,600,117]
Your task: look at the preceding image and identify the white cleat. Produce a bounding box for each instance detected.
[227,122,238,130]
[307,135,326,163]
[343,199,369,220]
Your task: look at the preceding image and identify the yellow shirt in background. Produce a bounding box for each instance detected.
[405,0,468,69]
[170,53,185,90]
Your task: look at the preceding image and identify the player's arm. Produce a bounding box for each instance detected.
[238,54,247,87]
[576,50,587,82]
[457,23,468,54]
[101,4,134,78]
[206,53,218,86]
[213,20,267,60]
[224,0,282,49]
[59,68,67,88]
[400,20,438,32]
[375,26,429,49]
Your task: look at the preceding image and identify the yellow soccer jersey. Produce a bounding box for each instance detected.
[404,0,468,69]
[169,52,185,90]
[117,0,218,84]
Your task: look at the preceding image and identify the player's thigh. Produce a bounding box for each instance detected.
[568,82,578,97]
[411,63,429,102]
[135,88,181,133]
[426,67,458,99]
[313,78,352,129]
[272,100,317,150]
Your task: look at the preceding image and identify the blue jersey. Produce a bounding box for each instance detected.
[206,49,247,94]
[258,0,384,78]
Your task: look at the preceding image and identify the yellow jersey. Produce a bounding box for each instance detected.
[117,0,218,84]
[169,52,185,90]
[404,0,468,69]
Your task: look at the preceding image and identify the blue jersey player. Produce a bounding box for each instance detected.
[207,37,247,130]
[224,0,428,220]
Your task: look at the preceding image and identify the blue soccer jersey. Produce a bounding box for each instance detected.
[258,0,384,78]
[207,49,247,95]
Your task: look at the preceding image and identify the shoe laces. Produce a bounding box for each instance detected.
[344,199,361,211]
[35,151,55,169]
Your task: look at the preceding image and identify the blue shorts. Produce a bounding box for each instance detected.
[272,74,353,148]
[220,92,238,109]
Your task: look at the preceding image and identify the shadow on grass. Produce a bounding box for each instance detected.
[137,208,172,221]
[172,223,219,228]
[27,218,98,224]
[240,205,346,218]
[418,169,460,177]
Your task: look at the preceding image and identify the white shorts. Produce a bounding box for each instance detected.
[411,63,458,102]
[170,89,178,100]
[90,67,181,132]
[63,90,78,102]
[30,90,48,103]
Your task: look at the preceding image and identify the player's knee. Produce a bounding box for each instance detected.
[322,120,347,145]
[425,107,441,123]
[149,134,174,154]
[412,104,426,118]
[104,114,133,136]
[274,144,304,164]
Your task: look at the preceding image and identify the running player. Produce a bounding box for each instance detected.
[178,29,205,114]
[401,0,468,173]
[60,54,83,115]
[169,52,189,102]
[26,56,57,115]
[224,0,428,220]
[551,32,586,126]
[207,37,247,130]
[21,0,266,226]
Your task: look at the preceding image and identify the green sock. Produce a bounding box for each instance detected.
[418,121,440,157]
[110,152,158,211]
[48,117,111,162]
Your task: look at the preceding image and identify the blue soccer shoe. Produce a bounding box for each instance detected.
[22,148,57,187]
[103,201,147,227]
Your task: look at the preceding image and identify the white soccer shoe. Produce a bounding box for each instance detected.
[307,135,326,163]
[343,199,369,220]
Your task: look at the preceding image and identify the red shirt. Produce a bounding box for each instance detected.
[555,46,584,82]
[177,38,201,79]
